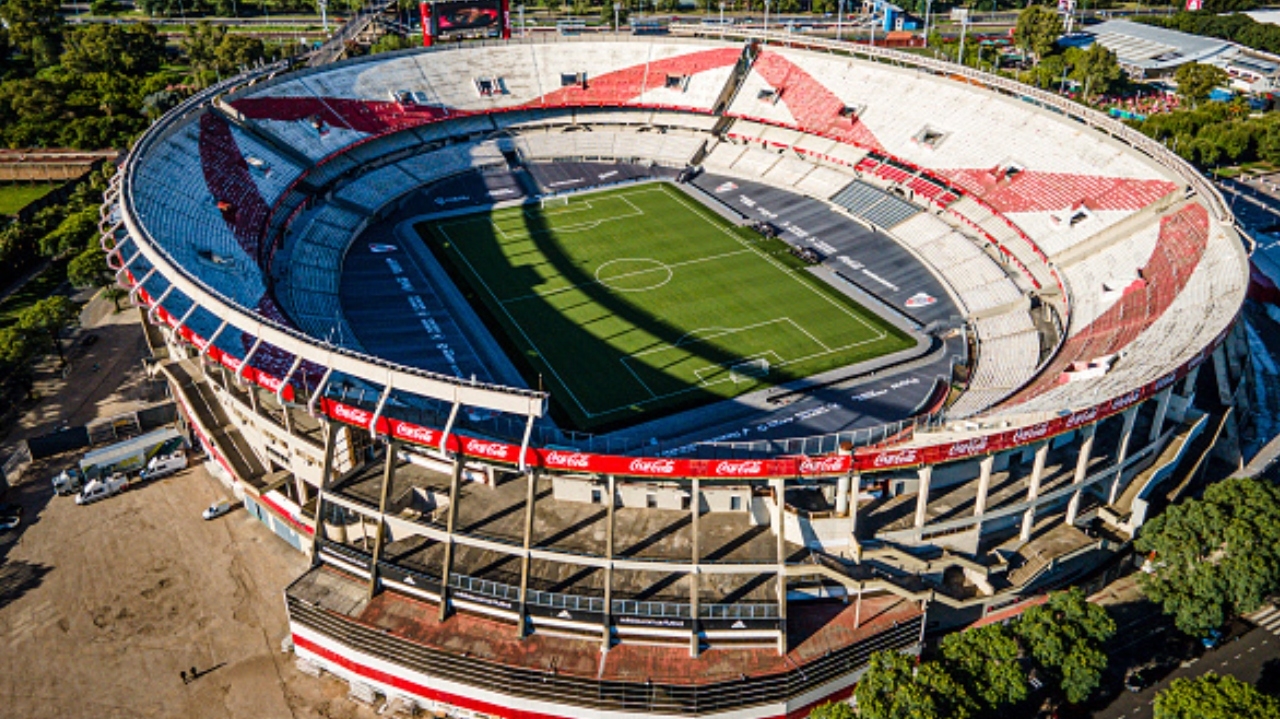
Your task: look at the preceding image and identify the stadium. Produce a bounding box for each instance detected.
[103,22,1251,719]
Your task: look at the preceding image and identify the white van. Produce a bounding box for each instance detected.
[75,474,128,506]
[139,452,187,482]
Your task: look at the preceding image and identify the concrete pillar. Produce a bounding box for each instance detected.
[367,439,398,601]
[516,470,538,638]
[848,473,860,542]
[1182,365,1200,398]
[772,478,788,656]
[835,474,851,516]
[913,466,933,532]
[690,478,701,658]
[437,449,465,622]
[309,419,338,560]
[1149,388,1173,443]
[1107,408,1139,506]
[1020,442,1049,542]
[602,474,616,651]
[1065,424,1097,526]
[971,455,995,538]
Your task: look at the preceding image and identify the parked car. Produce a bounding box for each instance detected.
[75,474,128,506]
[1124,667,1153,693]
[0,502,22,530]
[202,500,234,520]
[1201,628,1224,650]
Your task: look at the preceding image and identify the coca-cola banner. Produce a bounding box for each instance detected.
[319,399,854,478]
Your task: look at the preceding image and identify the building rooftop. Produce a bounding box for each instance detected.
[1086,20,1235,73]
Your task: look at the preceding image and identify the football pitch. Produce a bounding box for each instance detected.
[418,183,914,430]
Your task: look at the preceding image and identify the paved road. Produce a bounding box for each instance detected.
[1088,607,1280,719]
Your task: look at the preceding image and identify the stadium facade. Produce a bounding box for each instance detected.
[104,30,1251,719]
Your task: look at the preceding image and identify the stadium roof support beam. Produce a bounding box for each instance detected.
[517,414,535,473]
[173,303,199,340]
[367,438,398,601]
[235,336,264,386]
[308,366,334,418]
[690,477,701,658]
[128,267,157,306]
[437,451,464,622]
[199,320,229,364]
[1065,424,1097,526]
[1020,442,1050,543]
[439,401,460,455]
[771,477,788,656]
[515,469,538,639]
[310,418,338,559]
[369,383,394,440]
[278,355,304,406]
[1107,408,1139,505]
[146,285,175,328]
[602,473,617,651]
[114,247,142,288]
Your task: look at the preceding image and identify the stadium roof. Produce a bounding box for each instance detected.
[1085,19,1235,74]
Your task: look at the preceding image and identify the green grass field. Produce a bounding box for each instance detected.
[419,183,914,430]
[0,183,59,216]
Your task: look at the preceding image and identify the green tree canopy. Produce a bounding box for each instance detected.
[39,207,98,258]
[1136,477,1280,636]
[16,294,76,364]
[0,0,63,67]
[854,650,976,719]
[370,33,416,55]
[1015,589,1116,704]
[1175,62,1229,105]
[1154,673,1280,719]
[68,245,111,291]
[807,699,855,719]
[1065,43,1124,98]
[1015,6,1063,61]
[62,23,166,77]
[940,623,1028,712]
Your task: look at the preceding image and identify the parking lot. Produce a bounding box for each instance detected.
[0,455,378,719]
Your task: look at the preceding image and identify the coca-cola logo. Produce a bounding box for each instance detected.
[947,437,988,458]
[798,456,847,474]
[873,449,919,467]
[465,440,510,459]
[393,421,435,445]
[258,375,281,391]
[1012,423,1049,444]
[628,458,677,475]
[222,356,241,371]
[714,460,764,476]
[1154,372,1177,392]
[1188,349,1208,370]
[545,451,591,469]
[332,403,371,425]
[1110,390,1141,411]
[1066,407,1099,428]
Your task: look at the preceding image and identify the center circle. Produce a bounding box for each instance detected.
[594,258,674,293]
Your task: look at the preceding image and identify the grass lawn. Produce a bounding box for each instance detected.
[419,183,913,430]
[0,262,68,329]
[0,183,60,216]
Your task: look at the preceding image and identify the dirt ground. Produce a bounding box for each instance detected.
[0,457,382,719]
[0,292,380,719]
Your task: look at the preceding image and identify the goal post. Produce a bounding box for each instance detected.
[729,358,770,384]
[540,194,570,209]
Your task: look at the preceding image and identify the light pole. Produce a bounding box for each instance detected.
[319,0,329,34]
[923,0,932,47]
[763,0,770,36]
[614,1,620,33]
[719,1,724,37]
[836,0,843,41]
[518,3,525,37]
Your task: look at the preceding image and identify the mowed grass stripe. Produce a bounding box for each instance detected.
[421,184,913,431]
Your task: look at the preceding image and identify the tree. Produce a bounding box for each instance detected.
[0,325,31,368]
[1136,477,1280,636]
[0,0,63,67]
[1014,6,1063,62]
[1014,589,1115,704]
[16,295,76,366]
[68,245,110,289]
[370,33,416,54]
[39,207,98,258]
[940,623,1028,712]
[1154,673,1280,719]
[89,0,122,13]
[808,699,855,719]
[214,34,266,73]
[62,23,165,77]
[1175,62,1228,106]
[1065,43,1124,98]
[854,650,976,719]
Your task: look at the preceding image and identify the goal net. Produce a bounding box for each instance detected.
[729,358,770,384]
[541,195,570,209]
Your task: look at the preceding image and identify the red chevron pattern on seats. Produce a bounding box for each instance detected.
[752,51,883,151]
[199,112,272,262]
[231,96,453,135]
[940,168,1177,213]
[1006,203,1210,406]
[535,47,742,107]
